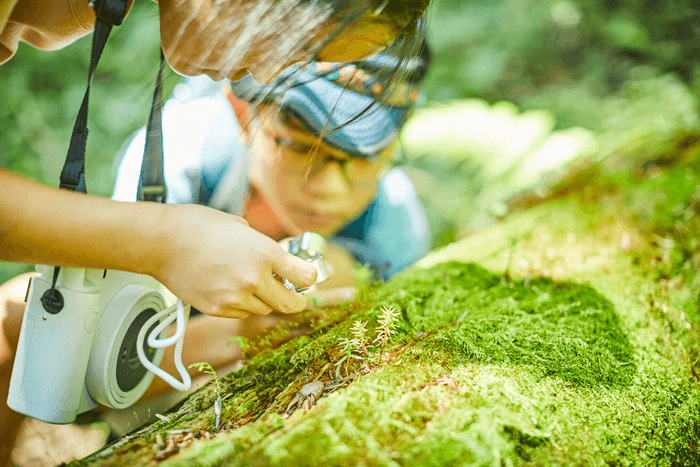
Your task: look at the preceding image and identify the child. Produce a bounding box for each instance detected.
[109,41,432,398]
[113,40,432,289]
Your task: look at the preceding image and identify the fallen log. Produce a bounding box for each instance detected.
[72,141,700,467]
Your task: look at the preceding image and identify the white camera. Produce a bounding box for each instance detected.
[7,265,188,424]
[8,232,327,425]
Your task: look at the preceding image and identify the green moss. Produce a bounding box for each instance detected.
[154,261,698,467]
[380,263,635,387]
[289,322,354,368]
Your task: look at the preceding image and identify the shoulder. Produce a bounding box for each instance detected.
[159,78,242,172]
[335,168,430,280]
[1,0,135,64]
[372,168,431,259]
[164,78,237,137]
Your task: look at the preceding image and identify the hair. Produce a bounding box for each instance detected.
[257,0,431,101]
[312,0,431,85]
[316,0,431,38]
[234,1,431,169]
[163,0,430,87]
[240,29,431,156]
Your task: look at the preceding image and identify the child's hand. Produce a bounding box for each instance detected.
[154,204,317,318]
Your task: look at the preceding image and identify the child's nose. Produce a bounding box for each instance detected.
[304,161,351,196]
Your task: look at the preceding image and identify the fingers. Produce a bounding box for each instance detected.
[212,308,251,320]
[271,249,318,289]
[215,292,276,318]
[257,275,308,314]
[305,287,357,309]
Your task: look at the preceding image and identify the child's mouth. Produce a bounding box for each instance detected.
[294,208,339,226]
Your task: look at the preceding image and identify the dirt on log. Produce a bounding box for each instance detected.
[70,137,700,466]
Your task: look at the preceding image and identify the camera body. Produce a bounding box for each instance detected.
[8,265,175,424]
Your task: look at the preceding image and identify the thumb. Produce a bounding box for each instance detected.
[272,250,317,288]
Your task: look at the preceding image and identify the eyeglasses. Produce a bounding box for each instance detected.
[273,136,395,189]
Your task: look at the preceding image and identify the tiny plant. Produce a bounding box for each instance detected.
[351,320,369,356]
[373,305,400,350]
[335,335,364,379]
[189,361,221,394]
[227,336,250,353]
[189,362,224,430]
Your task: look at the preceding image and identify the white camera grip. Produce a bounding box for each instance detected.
[8,275,101,424]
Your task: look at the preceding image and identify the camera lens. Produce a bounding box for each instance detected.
[115,308,160,392]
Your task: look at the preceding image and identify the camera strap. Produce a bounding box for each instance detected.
[43,0,128,312]
[60,0,167,200]
[59,0,128,193]
[137,50,167,203]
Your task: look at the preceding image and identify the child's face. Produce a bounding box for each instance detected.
[247,110,396,238]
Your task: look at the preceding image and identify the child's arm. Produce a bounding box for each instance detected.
[0,168,317,318]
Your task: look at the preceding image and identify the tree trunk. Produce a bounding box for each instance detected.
[71,145,700,467]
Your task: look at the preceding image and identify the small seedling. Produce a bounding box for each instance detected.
[351,320,369,356]
[189,362,224,430]
[188,361,221,394]
[227,336,250,353]
[335,336,364,379]
[373,305,400,349]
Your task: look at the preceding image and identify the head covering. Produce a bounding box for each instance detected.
[230,40,430,159]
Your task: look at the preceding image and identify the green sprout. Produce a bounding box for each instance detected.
[351,320,369,356]
[335,335,364,379]
[227,336,250,353]
[373,305,400,352]
[189,361,224,430]
[188,361,221,394]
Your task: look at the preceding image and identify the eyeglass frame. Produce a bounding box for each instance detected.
[271,132,397,189]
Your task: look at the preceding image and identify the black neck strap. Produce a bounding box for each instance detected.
[60,0,166,201]
[138,50,167,203]
[60,0,128,192]
[59,18,111,192]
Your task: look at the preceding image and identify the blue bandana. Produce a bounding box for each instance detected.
[230,51,424,159]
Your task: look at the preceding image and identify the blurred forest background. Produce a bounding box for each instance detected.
[3,0,700,283]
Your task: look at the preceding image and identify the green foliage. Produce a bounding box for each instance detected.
[188,361,217,378]
[399,100,598,245]
[334,336,364,378]
[424,0,700,112]
[227,336,251,354]
[373,305,401,348]
[350,320,369,356]
[395,0,700,249]
[189,362,221,394]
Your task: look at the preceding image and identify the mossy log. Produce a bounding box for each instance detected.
[71,143,700,466]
